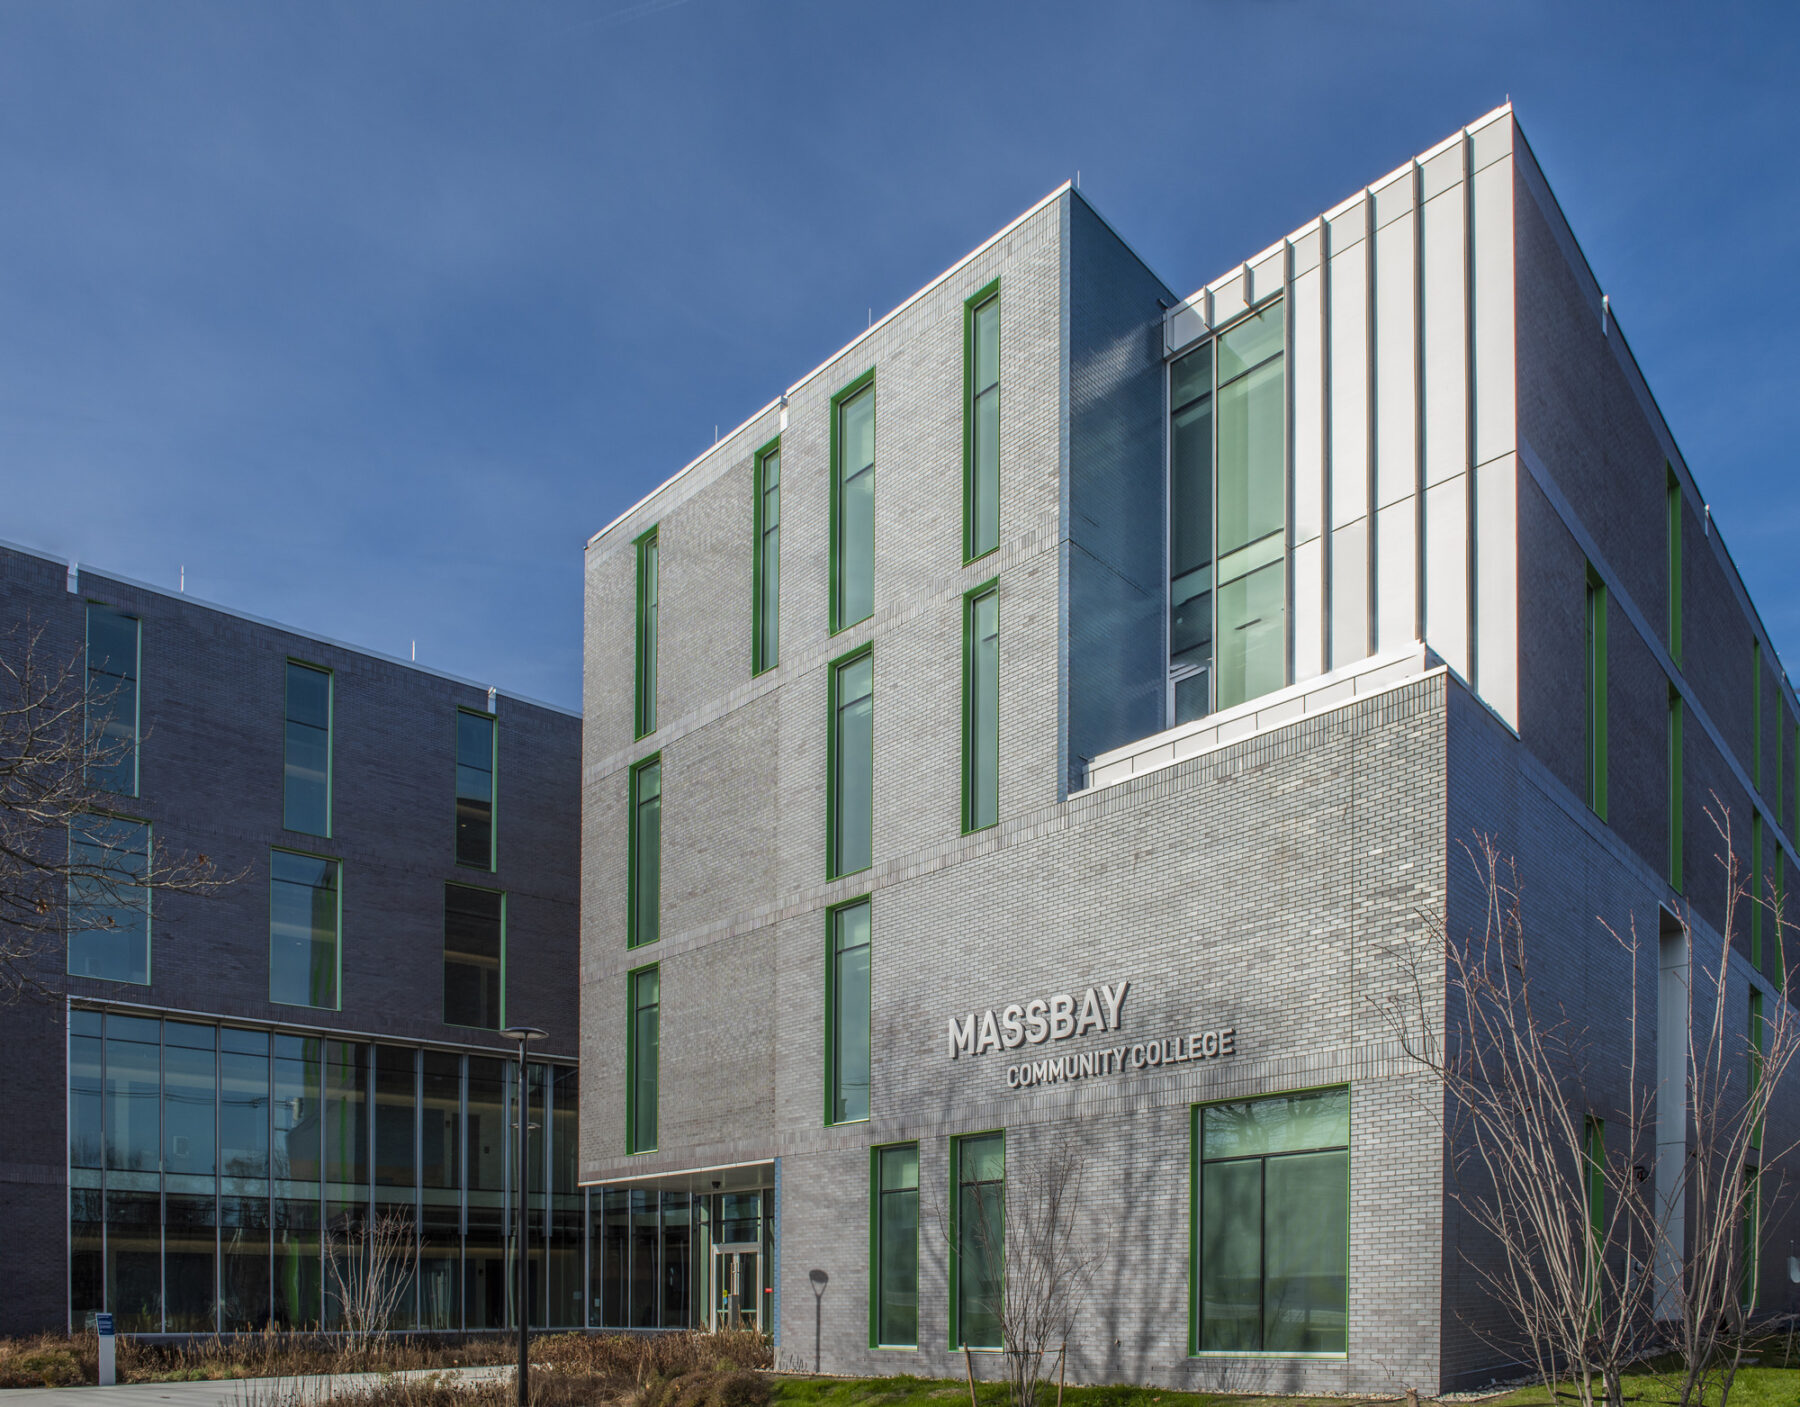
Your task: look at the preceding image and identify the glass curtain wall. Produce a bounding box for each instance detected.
[1168,300,1287,722]
[66,1008,579,1333]
[585,1188,770,1331]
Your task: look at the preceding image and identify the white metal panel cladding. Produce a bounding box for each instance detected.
[1162,105,1518,725]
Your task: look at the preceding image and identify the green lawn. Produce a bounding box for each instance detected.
[1488,1365,1800,1407]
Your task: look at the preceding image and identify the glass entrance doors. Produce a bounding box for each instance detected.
[711,1244,760,1330]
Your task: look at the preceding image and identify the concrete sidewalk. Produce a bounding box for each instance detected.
[0,1365,512,1407]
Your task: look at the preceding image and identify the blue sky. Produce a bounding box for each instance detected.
[3,1,1795,711]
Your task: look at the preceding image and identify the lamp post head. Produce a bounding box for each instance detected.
[502,1025,549,1044]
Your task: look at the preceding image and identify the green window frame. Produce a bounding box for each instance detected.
[825,897,871,1125]
[828,647,874,879]
[1167,300,1287,724]
[269,849,341,1010]
[1583,1117,1605,1275]
[1667,466,1683,668]
[1751,813,1765,975]
[965,282,1000,562]
[628,755,662,949]
[455,709,497,871]
[626,964,660,1154]
[949,1130,1005,1350]
[1668,687,1684,894]
[753,438,781,676]
[830,371,876,634]
[1749,988,1764,1149]
[870,1142,919,1348]
[443,882,505,1030]
[1752,641,1763,790]
[1742,1166,1761,1311]
[963,581,999,833]
[635,527,659,739]
[67,814,152,984]
[84,604,141,797]
[1191,1085,1349,1356]
[283,661,333,837]
[1585,568,1608,820]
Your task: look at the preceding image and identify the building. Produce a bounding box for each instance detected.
[0,540,582,1337]
[578,104,1800,1391]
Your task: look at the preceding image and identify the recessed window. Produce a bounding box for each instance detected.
[1167,300,1287,722]
[629,755,662,949]
[952,1131,1005,1350]
[827,898,870,1124]
[635,528,659,739]
[829,650,873,878]
[1194,1086,1348,1355]
[754,441,781,675]
[627,965,660,1154]
[1585,569,1608,820]
[872,1143,919,1348]
[1666,467,1683,667]
[964,584,999,833]
[283,663,332,837]
[832,375,876,632]
[966,286,1000,561]
[456,710,496,870]
[269,850,340,1009]
[85,605,140,797]
[1667,687,1684,894]
[67,814,151,984]
[444,883,504,1029]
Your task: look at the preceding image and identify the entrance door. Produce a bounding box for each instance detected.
[711,1244,760,1331]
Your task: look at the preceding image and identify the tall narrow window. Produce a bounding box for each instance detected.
[1583,1117,1605,1276]
[67,815,151,983]
[965,285,1000,561]
[1742,1166,1760,1311]
[635,529,659,738]
[952,1131,1005,1350]
[1194,1086,1349,1354]
[753,440,781,675]
[1168,344,1215,724]
[832,375,876,632]
[270,850,340,1008]
[284,662,332,837]
[85,605,140,797]
[627,965,659,1154]
[1585,569,1608,820]
[1668,687,1684,893]
[872,1143,919,1348]
[1667,467,1683,667]
[1752,641,1763,791]
[1751,814,1765,976]
[628,756,662,949]
[1749,988,1765,1147]
[1167,301,1286,721]
[444,884,504,1029]
[964,584,999,833]
[455,710,496,870]
[829,650,873,878]
[827,898,871,1125]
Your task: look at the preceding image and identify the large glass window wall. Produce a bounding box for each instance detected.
[585,1188,770,1331]
[1168,300,1287,723]
[66,1007,582,1333]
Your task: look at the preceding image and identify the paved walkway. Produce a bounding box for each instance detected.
[0,1365,513,1407]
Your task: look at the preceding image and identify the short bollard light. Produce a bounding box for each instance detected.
[96,1312,115,1386]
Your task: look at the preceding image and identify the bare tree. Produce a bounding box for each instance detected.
[1660,806,1800,1407]
[942,1134,1110,1407]
[1375,834,1659,1407]
[0,618,231,1002]
[323,1209,419,1356]
[1376,804,1800,1407]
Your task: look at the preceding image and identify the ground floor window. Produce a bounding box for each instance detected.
[951,1130,1005,1350]
[66,1007,578,1334]
[1193,1086,1349,1355]
[872,1143,918,1347]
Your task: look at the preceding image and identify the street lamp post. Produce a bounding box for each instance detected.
[503,1025,548,1407]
